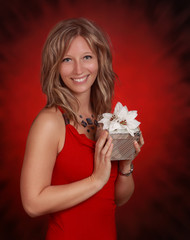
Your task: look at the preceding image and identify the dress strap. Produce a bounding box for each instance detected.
[57,106,70,125]
[63,114,70,125]
[57,105,64,113]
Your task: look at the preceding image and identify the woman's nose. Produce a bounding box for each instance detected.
[74,60,83,75]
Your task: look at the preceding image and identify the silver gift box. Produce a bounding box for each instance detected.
[110,131,141,161]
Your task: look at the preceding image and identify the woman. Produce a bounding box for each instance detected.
[20,18,144,239]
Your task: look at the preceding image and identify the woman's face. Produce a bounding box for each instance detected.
[59,35,98,97]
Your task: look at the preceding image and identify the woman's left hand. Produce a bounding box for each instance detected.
[119,133,144,171]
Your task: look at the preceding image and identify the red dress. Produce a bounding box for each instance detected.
[46,112,118,240]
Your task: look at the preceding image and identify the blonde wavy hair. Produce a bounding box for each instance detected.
[41,18,116,124]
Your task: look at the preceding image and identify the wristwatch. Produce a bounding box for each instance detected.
[118,163,134,177]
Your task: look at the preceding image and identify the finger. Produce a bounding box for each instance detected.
[139,134,144,147]
[95,126,104,141]
[105,142,113,161]
[101,136,112,156]
[96,130,108,150]
[134,140,141,154]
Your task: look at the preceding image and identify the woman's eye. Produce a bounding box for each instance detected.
[62,58,71,62]
[84,55,92,60]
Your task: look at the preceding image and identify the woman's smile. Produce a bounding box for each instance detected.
[72,74,89,83]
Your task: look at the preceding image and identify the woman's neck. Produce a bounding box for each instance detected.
[75,91,93,116]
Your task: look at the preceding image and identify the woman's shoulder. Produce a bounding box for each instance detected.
[25,106,66,155]
[29,106,65,137]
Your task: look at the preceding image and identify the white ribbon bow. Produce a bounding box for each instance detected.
[98,102,140,136]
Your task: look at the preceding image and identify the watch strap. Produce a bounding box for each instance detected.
[118,163,134,177]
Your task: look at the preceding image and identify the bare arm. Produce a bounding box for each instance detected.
[115,135,144,206]
[20,108,113,217]
[114,161,135,206]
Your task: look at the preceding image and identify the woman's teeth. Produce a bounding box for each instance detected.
[73,76,87,82]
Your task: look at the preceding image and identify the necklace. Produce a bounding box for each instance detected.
[79,114,98,133]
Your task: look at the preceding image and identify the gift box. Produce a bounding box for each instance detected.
[110,131,141,160]
[98,102,141,161]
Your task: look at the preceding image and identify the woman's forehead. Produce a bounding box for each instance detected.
[64,35,96,55]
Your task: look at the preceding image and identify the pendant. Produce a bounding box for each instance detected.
[94,120,98,126]
[86,118,93,125]
[81,120,87,127]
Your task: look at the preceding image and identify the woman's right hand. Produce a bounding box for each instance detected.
[91,130,113,189]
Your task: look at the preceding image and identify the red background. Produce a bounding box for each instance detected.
[0,0,190,239]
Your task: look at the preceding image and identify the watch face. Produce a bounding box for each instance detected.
[131,163,134,172]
